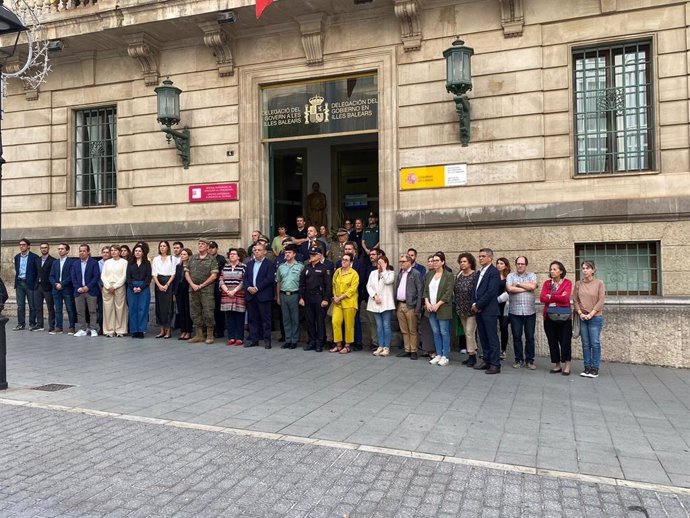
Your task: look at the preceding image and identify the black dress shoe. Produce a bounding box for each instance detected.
[245,341,259,348]
[264,343,272,349]
[410,352,418,360]
[281,343,291,349]
[352,343,363,351]
[485,365,501,375]
[396,351,411,358]
[473,362,489,370]
[289,343,297,349]
[303,343,315,351]
[315,346,323,352]
[461,355,475,365]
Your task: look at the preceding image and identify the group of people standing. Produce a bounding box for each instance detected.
[11,239,186,340]
[12,232,606,378]
[449,249,606,377]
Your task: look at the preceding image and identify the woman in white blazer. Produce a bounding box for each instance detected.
[100,245,128,337]
[367,256,396,357]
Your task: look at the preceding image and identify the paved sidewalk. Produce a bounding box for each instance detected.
[2,403,690,518]
[2,319,690,491]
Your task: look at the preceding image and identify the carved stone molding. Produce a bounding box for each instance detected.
[600,0,617,13]
[296,13,325,66]
[5,56,39,101]
[198,21,234,77]
[498,0,524,38]
[125,33,160,86]
[394,0,422,52]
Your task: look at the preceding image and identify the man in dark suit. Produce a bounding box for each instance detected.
[49,243,77,334]
[13,238,40,331]
[243,242,276,349]
[70,244,101,337]
[472,247,502,374]
[34,242,56,332]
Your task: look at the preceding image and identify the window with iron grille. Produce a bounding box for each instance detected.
[74,107,117,207]
[573,41,654,175]
[574,242,660,296]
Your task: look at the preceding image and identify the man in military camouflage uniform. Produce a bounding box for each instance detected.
[184,238,219,344]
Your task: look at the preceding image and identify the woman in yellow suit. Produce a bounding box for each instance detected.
[329,253,359,355]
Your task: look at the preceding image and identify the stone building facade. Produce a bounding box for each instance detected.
[1,0,689,366]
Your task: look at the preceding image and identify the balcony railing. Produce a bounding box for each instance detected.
[17,0,97,17]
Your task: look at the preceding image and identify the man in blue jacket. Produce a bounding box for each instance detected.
[472,247,502,374]
[70,244,101,337]
[243,242,276,349]
[13,238,40,331]
[49,243,77,334]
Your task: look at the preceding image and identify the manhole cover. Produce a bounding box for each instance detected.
[31,384,75,392]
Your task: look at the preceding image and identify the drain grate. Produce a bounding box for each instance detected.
[31,384,75,392]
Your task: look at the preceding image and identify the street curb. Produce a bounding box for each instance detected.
[2,396,689,497]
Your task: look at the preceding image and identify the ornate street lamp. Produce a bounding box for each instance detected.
[0,0,28,390]
[443,39,474,146]
[155,78,191,169]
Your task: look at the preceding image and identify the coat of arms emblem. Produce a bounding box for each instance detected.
[304,95,330,124]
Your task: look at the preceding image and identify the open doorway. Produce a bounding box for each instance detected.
[269,134,378,237]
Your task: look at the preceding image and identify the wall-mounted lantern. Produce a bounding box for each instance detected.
[443,39,474,146]
[154,78,190,169]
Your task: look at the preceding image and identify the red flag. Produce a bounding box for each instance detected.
[256,0,273,18]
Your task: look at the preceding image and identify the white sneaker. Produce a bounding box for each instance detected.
[438,356,449,366]
[74,329,87,337]
[90,329,98,337]
[429,356,441,365]
[460,349,467,354]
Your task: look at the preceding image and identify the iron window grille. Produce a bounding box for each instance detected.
[74,106,117,207]
[573,41,654,175]
[575,241,660,296]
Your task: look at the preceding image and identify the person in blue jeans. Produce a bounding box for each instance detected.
[126,245,152,338]
[574,260,606,378]
[423,252,454,366]
[366,256,395,357]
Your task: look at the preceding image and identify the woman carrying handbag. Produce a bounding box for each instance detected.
[539,260,573,375]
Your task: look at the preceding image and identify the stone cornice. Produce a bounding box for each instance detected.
[0,218,241,245]
[396,196,690,231]
[198,21,234,77]
[394,0,422,51]
[124,32,160,86]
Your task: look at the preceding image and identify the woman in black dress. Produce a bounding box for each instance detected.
[496,257,511,359]
[152,240,176,339]
[173,248,193,340]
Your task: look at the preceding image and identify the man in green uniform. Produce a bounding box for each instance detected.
[185,238,219,344]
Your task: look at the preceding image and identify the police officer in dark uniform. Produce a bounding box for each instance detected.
[299,243,332,352]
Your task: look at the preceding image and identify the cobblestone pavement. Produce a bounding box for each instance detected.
[2,318,690,492]
[1,403,689,518]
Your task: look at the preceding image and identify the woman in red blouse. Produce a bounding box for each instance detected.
[539,261,573,375]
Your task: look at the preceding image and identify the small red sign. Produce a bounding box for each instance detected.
[188,183,238,203]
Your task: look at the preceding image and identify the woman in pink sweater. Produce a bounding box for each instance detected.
[573,260,606,378]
